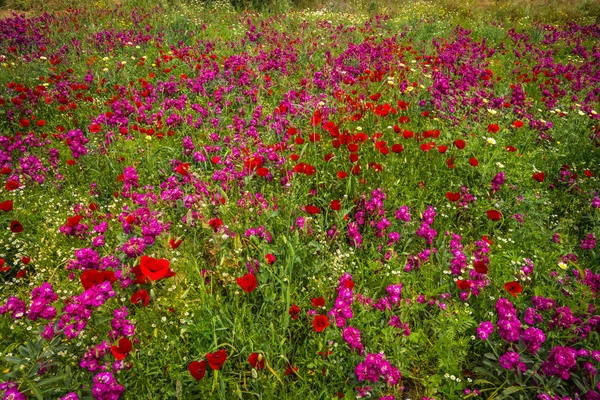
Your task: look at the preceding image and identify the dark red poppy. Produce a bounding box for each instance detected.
[305,205,321,215]
[206,349,227,370]
[21,256,30,265]
[16,269,26,278]
[10,220,23,233]
[486,210,502,221]
[330,200,341,211]
[208,218,223,231]
[265,253,276,264]
[289,304,300,320]
[1,167,12,175]
[139,255,171,281]
[457,280,471,291]
[505,146,517,152]
[438,145,448,154]
[349,153,359,163]
[19,118,30,128]
[391,144,404,153]
[89,203,98,211]
[5,180,19,191]
[188,360,207,381]
[111,338,132,360]
[0,258,8,273]
[504,281,523,298]
[237,273,257,293]
[285,364,299,376]
[256,167,269,177]
[0,200,13,212]
[512,120,524,128]
[532,172,545,182]
[131,289,150,307]
[474,261,488,274]
[454,139,466,150]
[402,130,414,139]
[337,171,348,179]
[487,124,499,133]
[313,315,329,332]
[446,192,460,202]
[584,169,593,177]
[398,116,410,124]
[66,215,82,227]
[469,157,479,167]
[324,153,334,162]
[248,352,265,370]
[312,297,325,308]
[89,123,101,133]
[169,238,183,250]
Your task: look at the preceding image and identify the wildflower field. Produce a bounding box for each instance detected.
[0,1,599,399]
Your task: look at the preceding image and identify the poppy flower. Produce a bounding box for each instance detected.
[206,349,227,370]
[289,304,300,320]
[66,215,82,227]
[139,255,171,281]
[351,165,361,175]
[237,273,257,293]
[19,118,30,128]
[285,365,299,376]
[10,220,23,233]
[512,120,524,128]
[398,116,410,124]
[265,253,276,265]
[305,205,321,215]
[21,256,30,265]
[446,192,460,202]
[505,146,517,152]
[256,167,269,177]
[89,203,98,211]
[248,353,265,370]
[438,145,448,154]
[469,157,479,167]
[487,124,499,133]
[584,169,593,177]
[391,144,404,153]
[330,200,341,211]
[131,289,150,307]
[0,258,8,273]
[89,123,101,133]
[324,153,334,162]
[504,281,523,298]
[337,171,348,179]
[313,315,329,332]
[474,261,488,274]
[169,238,183,250]
[176,163,190,176]
[454,139,466,150]
[111,338,132,360]
[5,180,19,191]
[1,167,12,175]
[312,297,325,308]
[402,130,414,139]
[188,360,207,381]
[486,210,502,221]
[80,270,100,290]
[208,218,223,231]
[349,153,359,163]
[457,280,471,291]
[16,269,26,278]
[532,172,545,182]
[0,200,13,212]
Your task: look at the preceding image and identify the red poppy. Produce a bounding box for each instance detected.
[139,255,171,281]
[420,143,432,152]
[351,165,361,175]
[206,349,227,370]
[457,280,471,291]
[21,256,30,265]
[0,200,13,212]
[584,169,593,177]
[66,215,82,227]
[487,124,499,133]
[337,171,348,179]
[330,200,341,211]
[248,353,265,370]
[208,218,223,231]
[188,360,207,381]
[265,253,276,265]
[312,297,325,308]
[454,139,466,150]
[402,130,414,139]
[1,167,12,175]
[532,172,545,182]
[89,123,101,133]
[131,289,150,307]
[324,153,334,162]
[391,144,404,153]
[313,315,329,332]
[89,203,98,211]
[446,192,460,202]
[474,261,489,274]
[19,118,30,128]
[398,116,410,124]
[438,145,448,154]
[176,163,190,176]
[285,364,299,376]
[486,210,502,221]
[289,304,300,320]
[16,269,26,278]
[505,146,517,152]
[0,258,8,273]
[512,120,524,128]
[5,180,19,191]
[169,238,183,250]
[256,167,269,177]
[469,157,479,167]
[305,205,321,215]
[10,220,23,233]
[111,338,132,360]
[504,281,523,298]
[237,273,257,293]
[211,156,221,164]
[349,153,359,163]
